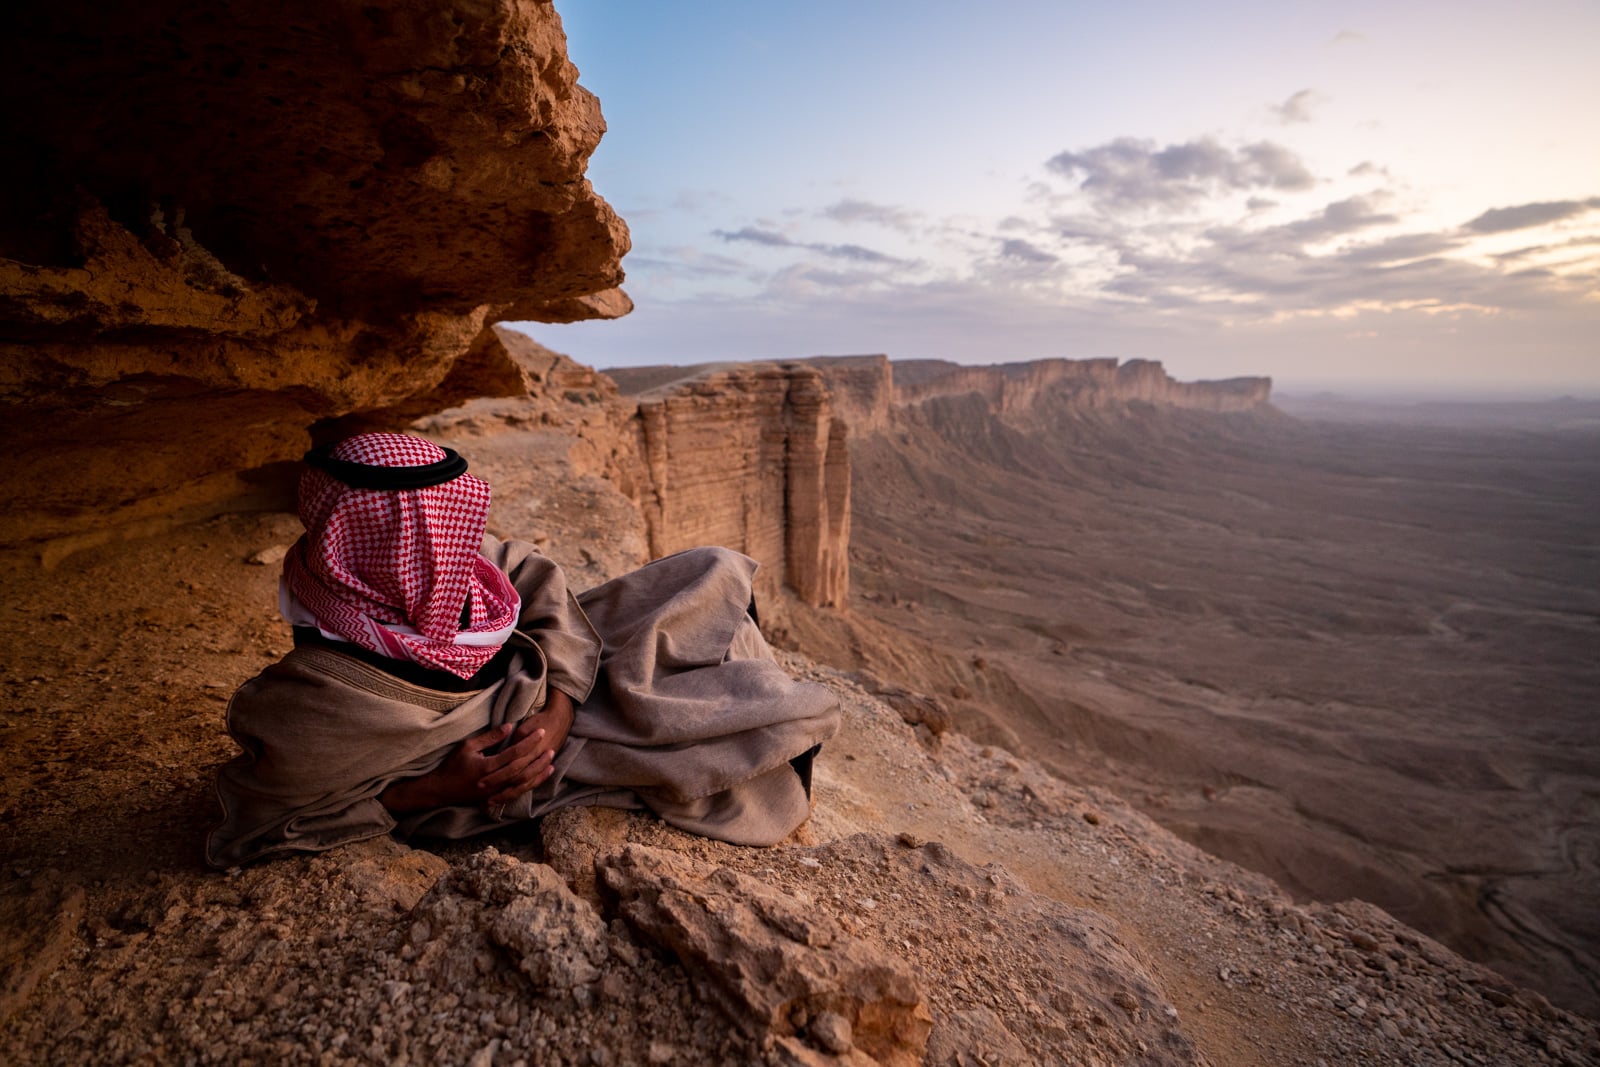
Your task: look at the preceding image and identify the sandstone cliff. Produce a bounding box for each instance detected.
[0,0,629,560]
[811,355,1272,433]
[599,353,1267,614]
[628,364,851,609]
[417,340,851,610]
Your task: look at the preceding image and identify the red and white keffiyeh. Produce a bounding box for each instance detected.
[280,433,520,679]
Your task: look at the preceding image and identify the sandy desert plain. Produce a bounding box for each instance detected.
[806,380,1600,1017]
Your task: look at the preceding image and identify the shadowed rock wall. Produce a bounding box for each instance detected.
[0,0,629,559]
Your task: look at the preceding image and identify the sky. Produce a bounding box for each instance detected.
[520,1,1600,396]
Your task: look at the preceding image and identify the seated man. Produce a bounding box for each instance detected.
[207,432,838,868]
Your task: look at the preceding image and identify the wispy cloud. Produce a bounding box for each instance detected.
[821,198,918,231]
[1334,233,1463,265]
[1271,89,1321,124]
[1046,137,1315,212]
[767,263,888,294]
[715,226,912,266]
[1464,198,1600,234]
[998,238,1059,265]
[825,243,906,265]
[714,226,794,247]
[1492,234,1600,263]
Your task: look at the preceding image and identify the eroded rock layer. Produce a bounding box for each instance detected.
[627,364,851,608]
[817,355,1272,426]
[0,0,629,556]
[605,354,1266,610]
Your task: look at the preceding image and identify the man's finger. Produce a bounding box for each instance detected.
[481,728,545,773]
[486,752,559,806]
[462,723,514,754]
[479,745,553,792]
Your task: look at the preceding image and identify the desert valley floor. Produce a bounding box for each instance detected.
[809,391,1600,1017]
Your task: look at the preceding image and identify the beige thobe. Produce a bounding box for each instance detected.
[207,543,839,868]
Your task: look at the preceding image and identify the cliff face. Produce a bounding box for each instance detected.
[629,364,850,608]
[601,353,1266,612]
[0,0,629,559]
[818,355,1272,429]
[799,355,895,435]
[423,347,851,610]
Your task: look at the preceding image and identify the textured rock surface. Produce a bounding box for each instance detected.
[0,871,84,1026]
[886,357,1270,415]
[0,0,628,556]
[601,353,1265,612]
[620,363,851,607]
[418,343,849,607]
[600,843,932,1065]
[793,356,895,436]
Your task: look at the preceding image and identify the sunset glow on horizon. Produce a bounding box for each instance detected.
[524,1,1600,397]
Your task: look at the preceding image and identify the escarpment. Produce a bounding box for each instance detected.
[413,338,851,609]
[0,0,628,559]
[601,353,1266,611]
[629,363,851,609]
[810,354,1272,430]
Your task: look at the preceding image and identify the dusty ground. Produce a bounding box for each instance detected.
[794,395,1600,1018]
[3,417,1597,1064]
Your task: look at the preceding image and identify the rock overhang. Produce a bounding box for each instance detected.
[0,0,630,558]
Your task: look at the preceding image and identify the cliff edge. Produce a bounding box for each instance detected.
[798,355,1272,436]
[2,376,1594,1063]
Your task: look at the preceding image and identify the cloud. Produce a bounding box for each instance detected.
[824,243,905,265]
[1331,30,1367,46]
[1463,198,1600,234]
[1492,234,1600,262]
[625,251,750,278]
[716,226,795,248]
[998,238,1059,264]
[716,226,911,266]
[1335,233,1463,265]
[1195,196,1397,264]
[767,263,886,294]
[821,198,917,231]
[1102,211,1591,320]
[1272,89,1321,124]
[1046,136,1315,212]
[1287,195,1398,241]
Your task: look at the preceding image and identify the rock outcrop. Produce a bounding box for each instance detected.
[420,345,851,609]
[600,843,932,1065]
[622,363,851,608]
[0,0,629,559]
[599,353,1264,613]
[816,355,1271,431]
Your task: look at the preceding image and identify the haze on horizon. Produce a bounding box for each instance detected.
[522,1,1600,400]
